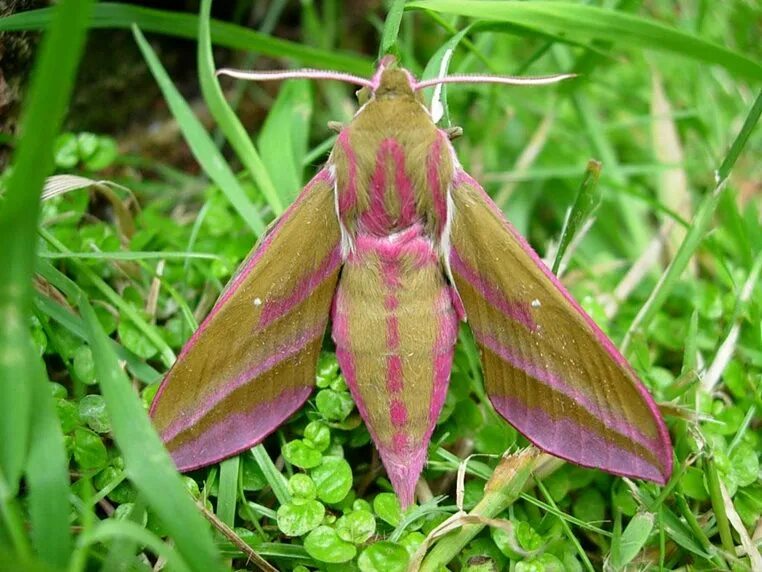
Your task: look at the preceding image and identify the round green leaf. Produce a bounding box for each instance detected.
[358,541,409,572]
[515,553,565,572]
[311,456,353,504]
[516,521,544,552]
[79,394,111,433]
[572,488,605,523]
[73,345,96,385]
[304,420,331,452]
[373,493,402,526]
[54,133,79,168]
[316,354,340,388]
[399,531,425,555]
[49,382,67,399]
[118,320,158,359]
[72,427,108,470]
[304,526,357,563]
[277,498,325,537]
[289,473,317,499]
[56,398,81,433]
[336,509,376,544]
[240,456,267,491]
[729,442,759,487]
[114,502,148,526]
[76,132,99,160]
[283,439,322,469]
[84,136,118,170]
[316,388,355,421]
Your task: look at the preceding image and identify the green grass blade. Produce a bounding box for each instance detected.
[256,80,313,201]
[622,89,762,351]
[33,261,161,384]
[39,229,176,367]
[420,25,474,126]
[198,0,284,215]
[78,519,191,572]
[251,446,290,506]
[0,3,371,75]
[408,1,762,80]
[25,358,72,567]
[552,160,602,274]
[379,0,406,58]
[78,296,223,572]
[217,457,239,529]
[608,512,655,569]
[132,24,266,236]
[39,251,220,261]
[0,0,94,495]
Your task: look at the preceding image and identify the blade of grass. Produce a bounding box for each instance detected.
[535,479,595,572]
[132,24,266,236]
[622,89,762,352]
[552,159,602,274]
[39,229,176,367]
[39,251,220,261]
[256,80,313,201]
[420,24,474,126]
[379,0,406,58]
[79,296,223,571]
[250,446,290,506]
[705,458,735,560]
[217,457,239,529]
[25,357,72,567]
[78,519,191,572]
[407,1,762,80]
[198,0,284,215]
[608,511,655,570]
[0,0,93,499]
[0,3,371,75]
[34,296,160,384]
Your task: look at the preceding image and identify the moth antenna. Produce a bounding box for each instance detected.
[414,73,577,90]
[216,67,374,89]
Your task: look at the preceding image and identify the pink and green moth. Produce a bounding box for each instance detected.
[149,56,672,506]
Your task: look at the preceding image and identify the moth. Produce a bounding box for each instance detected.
[150,56,672,506]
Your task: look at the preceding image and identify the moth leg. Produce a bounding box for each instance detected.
[327,121,344,133]
[444,126,463,140]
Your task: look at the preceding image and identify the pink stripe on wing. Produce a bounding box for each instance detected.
[450,248,537,331]
[161,323,326,444]
[490,394,667,484]
[476,331,659,451]
[257,246,342,330]
[170,385,312,472]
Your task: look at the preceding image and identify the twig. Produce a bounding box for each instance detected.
[195,500,277,572]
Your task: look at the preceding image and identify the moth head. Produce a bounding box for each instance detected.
[356,55,419,105]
